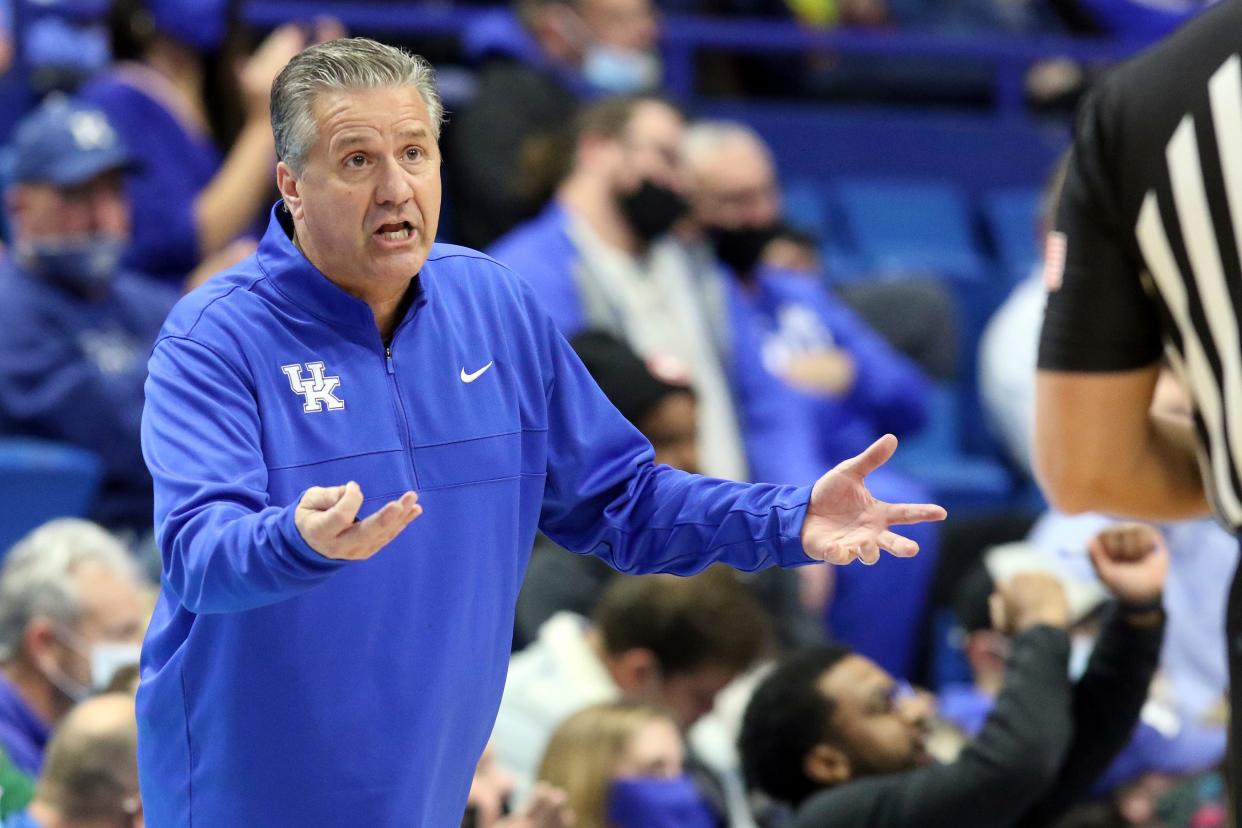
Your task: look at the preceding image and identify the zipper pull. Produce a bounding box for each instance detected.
[385,346,395,375]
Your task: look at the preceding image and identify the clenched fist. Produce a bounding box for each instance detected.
[295,481,422,561]
[1087,523,1168,606]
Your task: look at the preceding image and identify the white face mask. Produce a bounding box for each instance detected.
[583,45,662,93]
[89,641,142,691]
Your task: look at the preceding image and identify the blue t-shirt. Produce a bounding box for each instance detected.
[137,204,814,826]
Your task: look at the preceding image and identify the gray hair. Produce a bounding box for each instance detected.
[271,37,444,173]
[0,519,139,662]
[682,120,771,173]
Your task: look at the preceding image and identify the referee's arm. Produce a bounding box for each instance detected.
[1035,366,1206,519]
[1033,107,1208,521]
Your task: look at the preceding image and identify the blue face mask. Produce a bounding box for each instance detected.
[606,775,718,828]
[583,46,662,94]
[149,0,231,53]
[19,235,125,295]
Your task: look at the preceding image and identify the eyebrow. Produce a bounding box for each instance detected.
[331,125,432,153]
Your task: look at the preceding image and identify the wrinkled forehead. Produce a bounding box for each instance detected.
[308,85,435,151]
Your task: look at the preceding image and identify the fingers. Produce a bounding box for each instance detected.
[883,502,948,526]
[878,530,920,558]
[298,483,349,512]
[319,480,364,534]
[838,433,898,479]
[336,492,422,553]
[810,534,916,565]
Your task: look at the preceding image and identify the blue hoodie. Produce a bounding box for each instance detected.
[138,205,814,826]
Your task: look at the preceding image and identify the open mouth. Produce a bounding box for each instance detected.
[375,220,414,241]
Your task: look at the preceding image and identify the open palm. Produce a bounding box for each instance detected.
[801,434,948,565]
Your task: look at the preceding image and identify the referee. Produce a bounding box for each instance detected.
[1035,0,1242,805]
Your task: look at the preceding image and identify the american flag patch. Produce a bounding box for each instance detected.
[1043,231,1067,291]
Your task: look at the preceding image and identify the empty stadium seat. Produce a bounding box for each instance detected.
[0,438,103,558]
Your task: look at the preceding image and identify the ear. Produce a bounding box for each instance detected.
[804,743,851,786]
[610,648,659,696]
[22,617,59,669]
[276,161,303,221]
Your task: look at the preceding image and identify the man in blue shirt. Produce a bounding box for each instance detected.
[0,96,180,533]
[138,37,946,826]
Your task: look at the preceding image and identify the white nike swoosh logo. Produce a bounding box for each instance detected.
[460,361,494,383]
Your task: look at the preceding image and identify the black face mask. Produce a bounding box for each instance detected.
[707,222,782,278]
[617,180,690,244]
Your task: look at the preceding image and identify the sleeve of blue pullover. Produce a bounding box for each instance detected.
[530,291,818,575]
[142,335,349,615]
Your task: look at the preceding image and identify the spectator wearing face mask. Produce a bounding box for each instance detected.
[537,702,718,828]
[450,0,662,249]
[1,694,141,828]
[76,0,341,283]
[0,520,147,786]
[490,94,749,483]
[0,97,182,533]
[680,120,938,680]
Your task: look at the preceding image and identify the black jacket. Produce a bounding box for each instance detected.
[790,610,1164,828]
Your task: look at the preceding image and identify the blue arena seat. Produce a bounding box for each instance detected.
[983,187,1042,285]
[0,438,103,557]
[829,179,989,281]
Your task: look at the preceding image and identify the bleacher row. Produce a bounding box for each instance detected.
[781,176,1048,512]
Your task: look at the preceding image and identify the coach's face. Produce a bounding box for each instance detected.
[277,85,441,292]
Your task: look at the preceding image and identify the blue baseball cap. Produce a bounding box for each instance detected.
[9,96,134,187]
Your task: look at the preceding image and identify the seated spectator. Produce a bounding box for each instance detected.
[450,0,662,248]
[537,702,717,828]
[77,0,340,282]
[0,520,147,782]
[514,331,821,650]
[682,120,938,679]
[1,693,140,828]
[739,522,1167,827]
[494,568,768,807]
[464,745,573,828]
[0,97,184,532]
[490,95,748,481]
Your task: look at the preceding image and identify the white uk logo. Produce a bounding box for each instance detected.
[281,362,345,412]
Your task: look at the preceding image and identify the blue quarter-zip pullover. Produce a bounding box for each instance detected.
[138,205,814,826]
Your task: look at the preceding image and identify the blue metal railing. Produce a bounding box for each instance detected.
[245,2,1152,116]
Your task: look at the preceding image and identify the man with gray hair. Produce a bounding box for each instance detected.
[0,520,145,783]
[138,36,946,825]
[2,693,141,828]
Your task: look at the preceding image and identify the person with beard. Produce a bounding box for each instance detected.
[489,95,748,482]
[738,522,1167,828]
[682,121,938,680]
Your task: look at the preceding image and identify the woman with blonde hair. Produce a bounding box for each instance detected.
[536,701,718,828]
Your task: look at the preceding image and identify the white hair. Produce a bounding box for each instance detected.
[271,37,444,174]
[681,120,771,173]
[0,519,140,661]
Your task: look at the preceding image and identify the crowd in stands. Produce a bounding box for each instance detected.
[0,0,1232,826]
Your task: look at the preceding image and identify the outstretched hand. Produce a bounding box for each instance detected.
[800,434,947,565]
[296,481,422,561]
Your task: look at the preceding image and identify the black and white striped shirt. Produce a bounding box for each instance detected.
[1038,0,1242,530]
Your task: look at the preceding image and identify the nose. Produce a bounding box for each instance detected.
[90,186,130,238]
[375,155,414,208]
